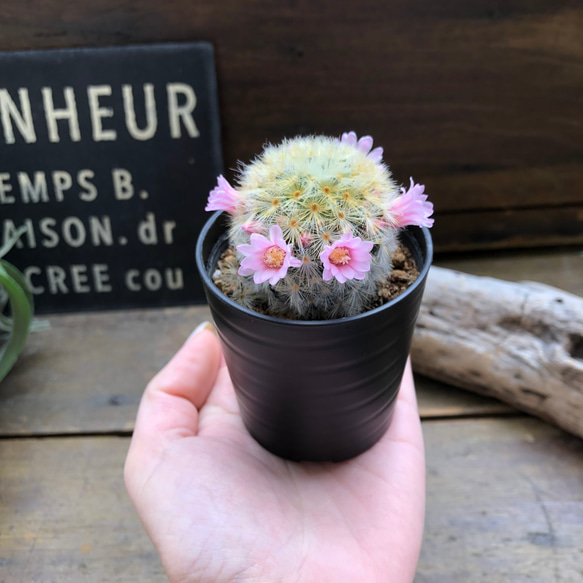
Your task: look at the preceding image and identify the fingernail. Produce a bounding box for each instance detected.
[187,321,216,342]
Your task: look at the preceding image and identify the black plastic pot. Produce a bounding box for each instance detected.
[196,212,433,462]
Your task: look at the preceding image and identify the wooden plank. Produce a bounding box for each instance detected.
[432,205,583,252]
[0,306,212,436]
[1,418,581,582]
[416,375,514,419]
[0,306,511,437]
[2,247,580,436]
[428,164,583,213]
[0,436,165,583]
[0,1,582,249]
[418,417,583,582]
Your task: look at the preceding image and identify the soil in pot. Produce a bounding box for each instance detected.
[212,243,419,319]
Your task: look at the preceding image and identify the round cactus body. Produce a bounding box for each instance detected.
[206,132,433,320]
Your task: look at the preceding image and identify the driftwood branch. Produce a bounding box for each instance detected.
[412,266,583,438]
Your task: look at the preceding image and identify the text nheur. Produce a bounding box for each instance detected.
[0,83,199,144]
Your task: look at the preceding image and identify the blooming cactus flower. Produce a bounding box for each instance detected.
[341,131,384,164]
[206,175,240,214]
[320,232,374,284]
[238,225,302,285]
[386,178,434,228]
[241,220,264,234]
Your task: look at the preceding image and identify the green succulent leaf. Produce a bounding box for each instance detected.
[0,228,35,382]
[0,257,34,308]
[0,226,48,382]
[0,226,27,260]
[0,260,33,382]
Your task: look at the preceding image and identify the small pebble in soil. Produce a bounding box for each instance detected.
[371,245,419,308]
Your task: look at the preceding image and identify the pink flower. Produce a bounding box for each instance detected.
[300,232,313,247]
[205,175,239,214]
[370,217,389,233]
[237,225,302,285]
[340,131,384,163]
[320,232,374,284]
[241,220,263,234]
[386,178,434,228]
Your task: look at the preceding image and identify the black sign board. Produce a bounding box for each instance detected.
[0,43,222,313]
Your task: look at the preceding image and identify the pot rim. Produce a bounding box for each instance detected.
[196,211,433,327]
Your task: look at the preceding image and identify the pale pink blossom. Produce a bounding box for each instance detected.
[300,232,313,247]
[320,232,374,284]
[370,217,389,233]
[205,175,240,214]
[386,178,434,228]
[241,220,263,234]
[238,225,302,285]
[340,131,384,163]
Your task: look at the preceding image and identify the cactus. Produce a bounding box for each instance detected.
[206,132,433,320]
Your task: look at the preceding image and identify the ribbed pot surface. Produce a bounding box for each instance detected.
[196,212,432,462]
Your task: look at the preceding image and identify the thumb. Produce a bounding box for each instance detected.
[125,324,222,483]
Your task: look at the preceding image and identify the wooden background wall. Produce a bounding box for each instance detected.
[2,0,582,252]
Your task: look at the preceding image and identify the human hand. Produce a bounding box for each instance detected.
[125,323,425,583]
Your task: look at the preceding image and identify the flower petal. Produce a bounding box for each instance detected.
[367,147,383,163]
[269,266,288,285]
[341,131,357,147]
[242,220,264,234]
[238,265,255,276]
[288,255,302,268]
[254,269,274,284]
[249,233,273,249]
[357,135,373,155]
[349,249,373,263]
[340,133,383,164]
[205,175,239,214]
[241,254,266,269]
[387,178,434,228]
[269,225,286,248]
[350,261,372,273]
[340,264,356,279]
[333,267,347,284]
[237,244,258,257]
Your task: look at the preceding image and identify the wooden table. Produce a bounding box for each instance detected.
[1,249,582,582]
